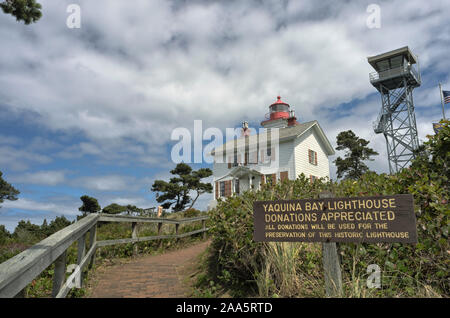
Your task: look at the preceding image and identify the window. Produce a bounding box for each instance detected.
[249,151,258,164]
[260,147,275,163]
[271,104,289,112]
[220,181,225,197]
[234,179,240,194]
[308,149,318,165]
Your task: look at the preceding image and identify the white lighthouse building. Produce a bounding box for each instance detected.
[209,96,335,206]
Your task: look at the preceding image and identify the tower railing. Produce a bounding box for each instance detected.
[369,64,420,84]
[373,110,386,134]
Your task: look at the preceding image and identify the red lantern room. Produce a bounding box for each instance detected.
[261,96,299,128]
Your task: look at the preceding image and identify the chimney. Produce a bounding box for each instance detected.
[241,121,251,137]
[288,109,298,126]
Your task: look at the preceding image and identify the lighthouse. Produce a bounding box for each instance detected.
[209,95,335,209]
[260,96,299,128]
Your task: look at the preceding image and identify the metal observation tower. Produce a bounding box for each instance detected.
[368,46,421,174]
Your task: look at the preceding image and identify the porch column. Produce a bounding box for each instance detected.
[249,175,253,191]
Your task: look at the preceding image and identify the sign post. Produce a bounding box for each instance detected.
[319,192,343,297]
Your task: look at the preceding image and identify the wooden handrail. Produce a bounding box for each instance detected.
[0,213,209,298]
[98,213,208,224]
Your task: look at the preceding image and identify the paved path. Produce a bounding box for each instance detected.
[88,240,210,298]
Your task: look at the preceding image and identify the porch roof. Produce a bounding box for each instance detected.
[215,165,261,182]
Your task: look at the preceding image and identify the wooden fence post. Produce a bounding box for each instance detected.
[175,223,180,242]
[132,222,138,255]
[320,192,343,297]
[157,222,163,248]
[52,250,67,298]
[76,234,86,287]
[88,224,97,269]
[202,220,206,240]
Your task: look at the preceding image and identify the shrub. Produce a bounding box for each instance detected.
[184,208,201,218]
[205,121,449,297]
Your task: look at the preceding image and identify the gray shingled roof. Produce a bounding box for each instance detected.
[212,120,335,156]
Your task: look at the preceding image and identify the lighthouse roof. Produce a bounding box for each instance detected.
[270,96,289,106]
[210,120,335,156]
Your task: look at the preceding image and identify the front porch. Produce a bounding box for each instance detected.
[213,166,263,200]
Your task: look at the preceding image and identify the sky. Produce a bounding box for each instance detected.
[0,0,449,231]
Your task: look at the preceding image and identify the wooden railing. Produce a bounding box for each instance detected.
[0,213,209,298]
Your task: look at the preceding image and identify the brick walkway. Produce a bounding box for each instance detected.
[88,240,210,298]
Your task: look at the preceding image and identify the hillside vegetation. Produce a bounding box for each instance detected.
[197,120,449,298]
[0,208,207,297]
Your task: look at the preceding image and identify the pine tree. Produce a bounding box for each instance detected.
[151,163,212,211]
[78,195,101,216]
[1,0,42,24]
[334,130,378,180]
[0,170,19,207]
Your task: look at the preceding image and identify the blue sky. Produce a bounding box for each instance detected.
[1,0,449,231]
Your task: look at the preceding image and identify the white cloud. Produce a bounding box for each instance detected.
[0,0,448,226]
[72,175,136,191]
[10,170,66,186]
[2,198,79,216]
[0,0,447,170]
[0,146,53,171]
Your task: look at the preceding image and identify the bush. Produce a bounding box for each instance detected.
[0,225,10,245]
[184,208,201,218]
[205,120,449,297]
[208,174,329,296]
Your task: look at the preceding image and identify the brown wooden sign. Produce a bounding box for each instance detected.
[253,194,417,243]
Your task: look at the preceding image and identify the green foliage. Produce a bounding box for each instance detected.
[47,216,72,234]
[124,204,141,215]
[205,123,449,297]
[189,168,213,209]
[0,0,42,24]
[151,163,212,211]
[0,170,20,206]
[13,220,45,244]
[78,195,101,216]
[0,225,11,245]
[0,216,72,263]
[184,208,201,218]
[102,203,127,215]
[208,174,328,296]
[334,130,378,180]
[1,211,208,297]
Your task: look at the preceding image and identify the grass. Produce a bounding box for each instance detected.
[193,240,447,298]
[254,242,325,298]
[187,244,232,298]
